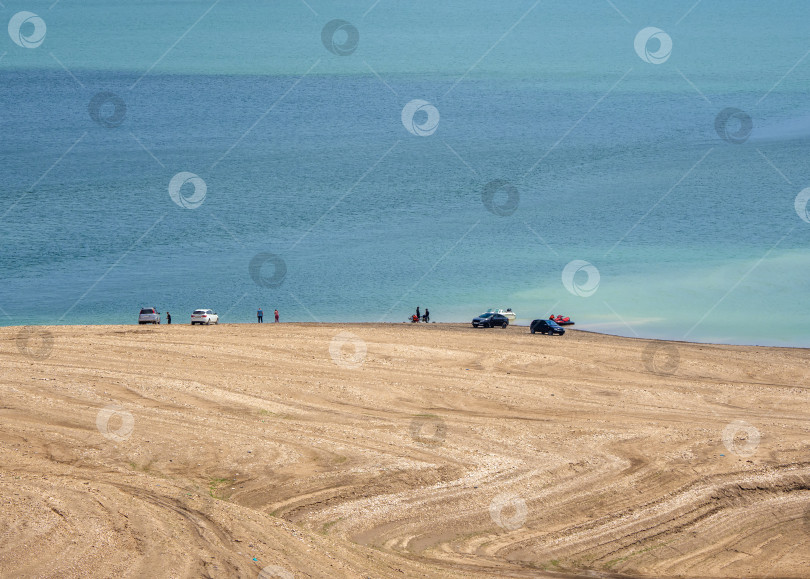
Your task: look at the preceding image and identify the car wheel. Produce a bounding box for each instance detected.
[502,322,508,328]
[472,323,478,327]
[531,327,536,334]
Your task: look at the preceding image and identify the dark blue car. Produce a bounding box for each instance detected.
[530,319,565,335]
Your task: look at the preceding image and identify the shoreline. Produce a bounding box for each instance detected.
[3,320,808,351]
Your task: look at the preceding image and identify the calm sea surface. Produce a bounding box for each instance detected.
[2,1,810,346]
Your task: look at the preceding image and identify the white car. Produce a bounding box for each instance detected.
[138,307,161,324]
[190,309,219,325]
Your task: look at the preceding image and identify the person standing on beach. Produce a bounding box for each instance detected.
[274,309,279,323]
[166,311,171,325]
[424,308,429,323]
[416,306,420,321]
[257,308,263,323]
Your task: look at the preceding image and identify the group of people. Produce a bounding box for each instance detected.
[411,306,430,323]
[257,309,279,323]
[258,307,433,324]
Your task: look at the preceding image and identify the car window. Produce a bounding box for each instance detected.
[193,310,204,314]
[140,309,153,314]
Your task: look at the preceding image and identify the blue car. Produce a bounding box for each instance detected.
[472,312,509,328]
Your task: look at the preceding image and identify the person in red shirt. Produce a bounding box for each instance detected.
[274,309,279,323]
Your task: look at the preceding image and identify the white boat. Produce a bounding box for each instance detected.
[486,308,516,321]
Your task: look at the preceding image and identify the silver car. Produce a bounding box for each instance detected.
[138,307,161,324]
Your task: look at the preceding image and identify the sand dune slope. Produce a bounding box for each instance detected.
[0,323,808,578]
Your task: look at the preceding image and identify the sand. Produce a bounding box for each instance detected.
[0,322,808,578]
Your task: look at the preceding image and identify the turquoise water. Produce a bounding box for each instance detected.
[2,1,810,346]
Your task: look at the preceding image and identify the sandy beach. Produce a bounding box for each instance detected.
[0,323,808,578]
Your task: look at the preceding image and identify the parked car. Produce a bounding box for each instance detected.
[138,307,160,324]
[472,312,509,328]
[530,319,565,335]
[191,309,219,325]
